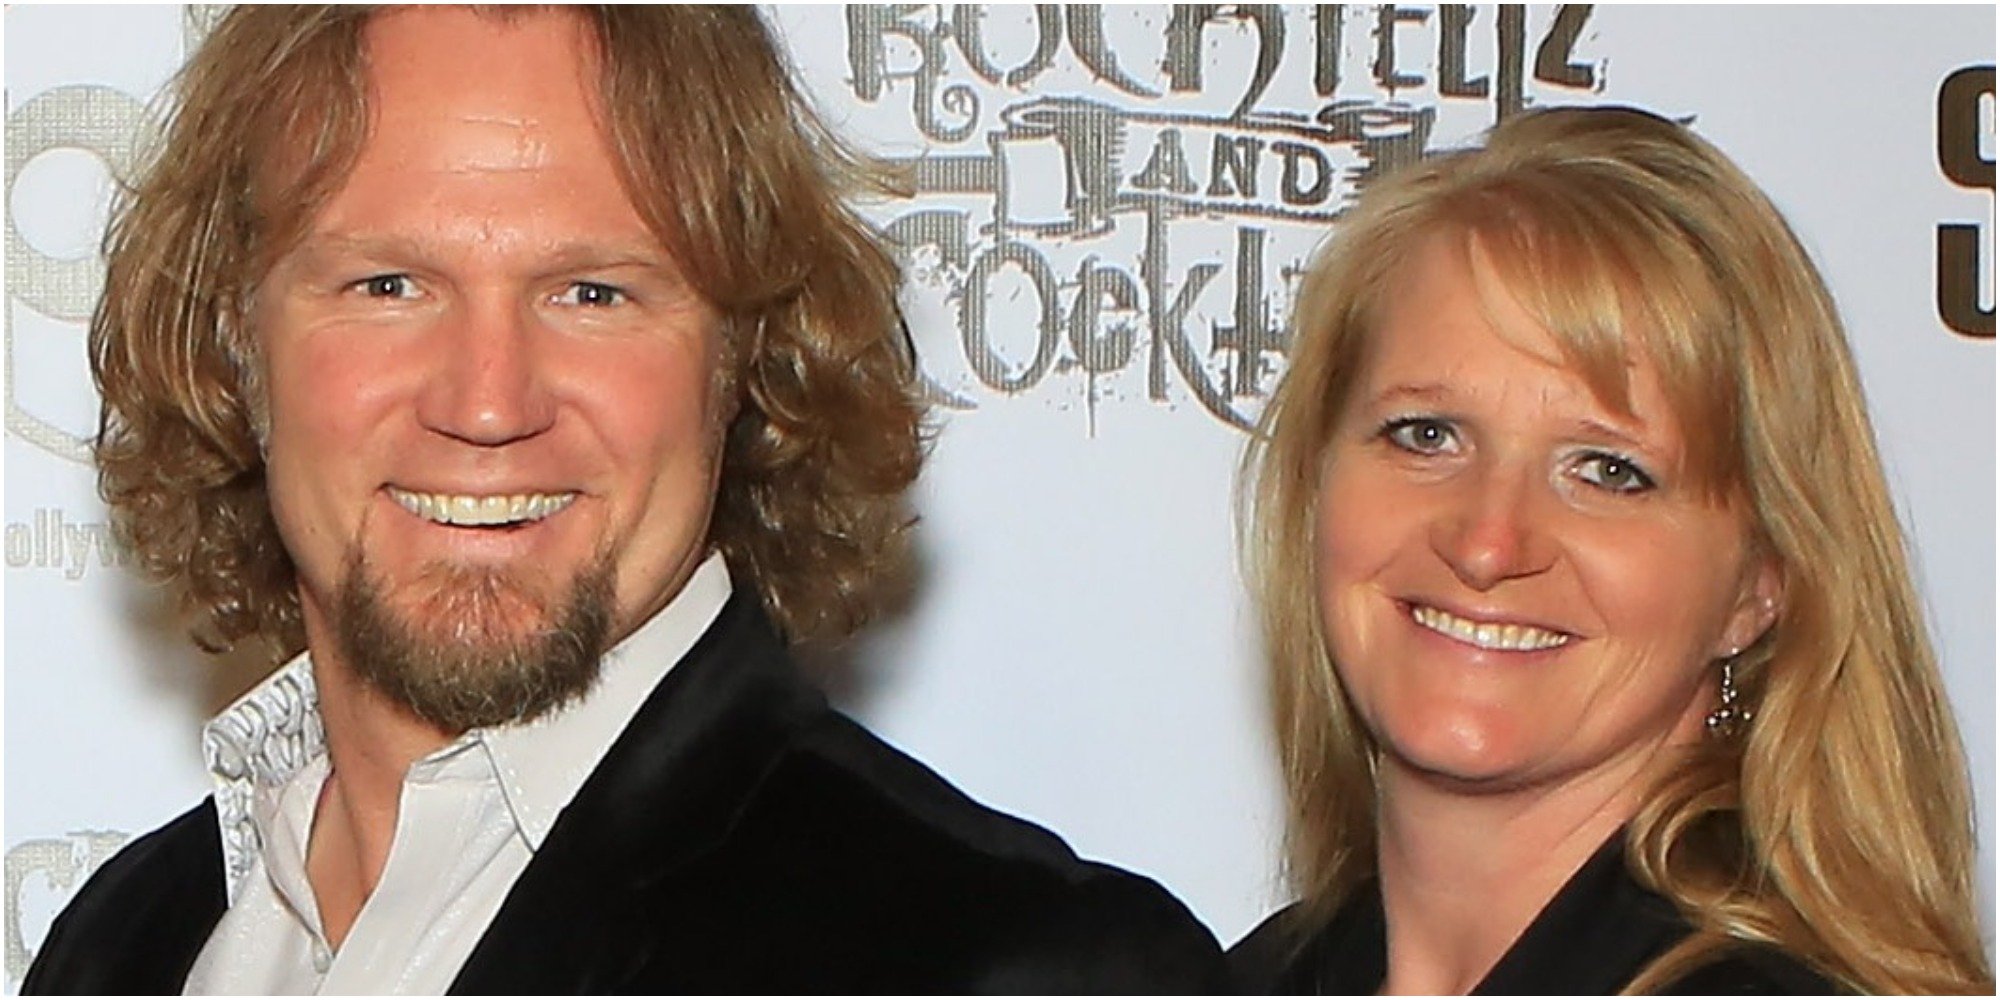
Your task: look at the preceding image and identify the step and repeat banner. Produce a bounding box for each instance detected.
[5,5,1993,985]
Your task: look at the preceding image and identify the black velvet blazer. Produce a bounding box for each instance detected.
[24,594,1227,993]
[1229,834,1832,995]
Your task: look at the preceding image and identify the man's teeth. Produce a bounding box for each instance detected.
[388,488,577,527]
[1411,605,1571,652]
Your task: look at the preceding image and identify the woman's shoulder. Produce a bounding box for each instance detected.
[1653,945,1839,995]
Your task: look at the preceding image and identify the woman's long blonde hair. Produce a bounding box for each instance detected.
[1243,105,1990,993]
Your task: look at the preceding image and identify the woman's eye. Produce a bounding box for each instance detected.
[1382,417,1458,455]
[558,282,626,307]
[1575,452,1656,493]
[354,274,416,299]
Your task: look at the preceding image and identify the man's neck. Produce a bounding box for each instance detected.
[283,555,730,951]
[304,648,455,948]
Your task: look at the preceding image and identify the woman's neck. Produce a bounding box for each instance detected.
[1369,763,1646,995]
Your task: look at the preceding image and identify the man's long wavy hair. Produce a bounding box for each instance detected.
[94,5,925,659]
[1242,106,1991,993]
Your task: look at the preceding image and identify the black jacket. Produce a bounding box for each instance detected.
[25,594,1227,993]
[1229,834,1831,994]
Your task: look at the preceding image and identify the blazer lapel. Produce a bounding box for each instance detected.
[449,593,822,993]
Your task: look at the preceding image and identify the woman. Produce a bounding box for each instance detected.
[1232,106,1991,994]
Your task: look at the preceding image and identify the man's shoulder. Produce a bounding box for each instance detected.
[483,596,1226,991]
[22,799,225,994]
[782,709,1117,871]
[687,708,1228,990]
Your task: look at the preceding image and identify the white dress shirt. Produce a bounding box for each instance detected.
[182,555,732,995]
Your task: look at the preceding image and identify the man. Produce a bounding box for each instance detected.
[25,7,1224,993]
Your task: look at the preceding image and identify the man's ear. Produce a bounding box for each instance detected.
[1716,553,1784,657]
[219,304,273,455]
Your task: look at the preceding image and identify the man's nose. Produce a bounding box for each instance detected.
[1427,463,1558,592]
[414,299,557,446]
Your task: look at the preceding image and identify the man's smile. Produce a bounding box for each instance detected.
[386,487,579,527]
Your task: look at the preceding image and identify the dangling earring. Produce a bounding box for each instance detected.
[1705,652,1752,738]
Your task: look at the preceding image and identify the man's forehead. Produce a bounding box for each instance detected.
[362,7,596,90]
[244,5,680,282]
[417,115,555,176]
[359,6,602,119]
[349,8,610,179]
[361,5,595,54]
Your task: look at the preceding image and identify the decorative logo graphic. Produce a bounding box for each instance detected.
[5,84,148,465]
[5,832,129,984]
[5,507,132,577]
[4,6,223,466]
[844,5,1602,429]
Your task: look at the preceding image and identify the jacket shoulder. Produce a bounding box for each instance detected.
[22,799,225,995]
[707,710,1228,991]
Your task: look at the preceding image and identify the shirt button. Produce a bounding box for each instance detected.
[312,942,332,973]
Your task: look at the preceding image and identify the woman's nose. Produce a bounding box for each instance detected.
[1428,465,1558,591]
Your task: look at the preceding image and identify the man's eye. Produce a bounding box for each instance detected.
[1381,417,1457,455]
[1575,451,1656,493]
[354,274,417,299]
[558,282,626,307]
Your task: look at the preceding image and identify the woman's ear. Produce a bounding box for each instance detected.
[1716,553,1783,657]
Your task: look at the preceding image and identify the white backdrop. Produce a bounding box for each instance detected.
[5,6,1992,989]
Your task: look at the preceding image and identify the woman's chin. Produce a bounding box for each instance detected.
[1373,711,1550,795]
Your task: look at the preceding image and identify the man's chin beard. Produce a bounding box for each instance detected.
[332,549,616,734]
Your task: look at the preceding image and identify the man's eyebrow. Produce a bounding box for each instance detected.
[284,234,680,272]
[285,232,428,263]
[536,241,679,273]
